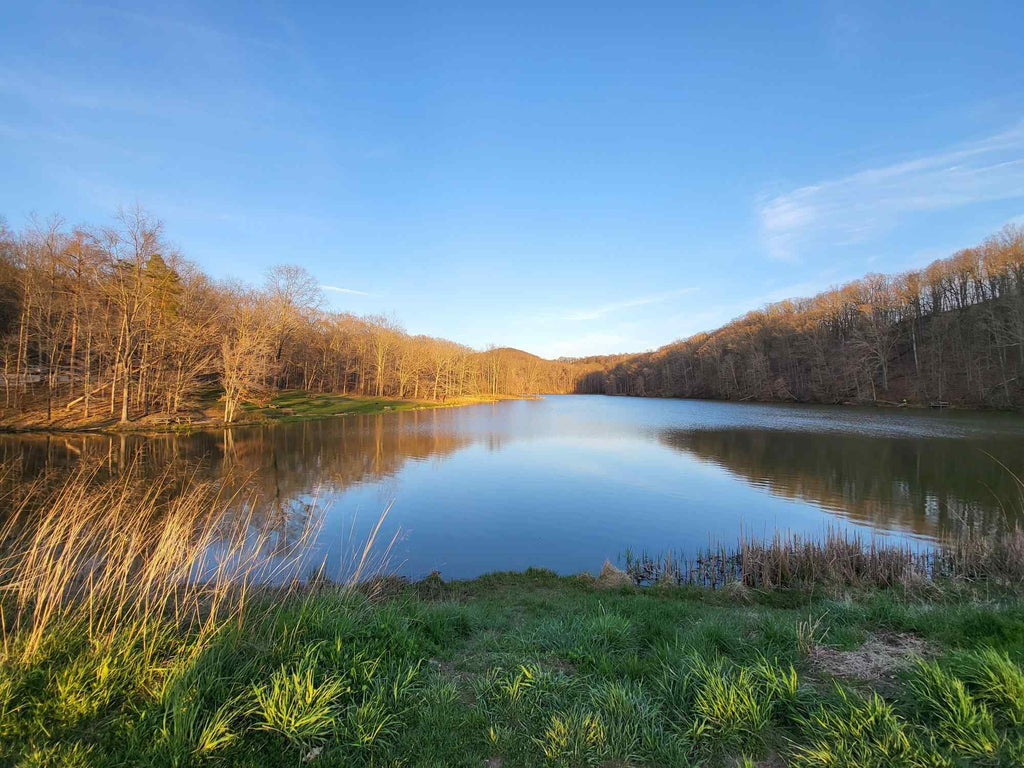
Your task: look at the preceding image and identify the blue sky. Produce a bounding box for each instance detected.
[2,1,1023,358]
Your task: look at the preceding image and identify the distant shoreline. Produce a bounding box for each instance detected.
[6,390,1024,437]
[593,390,1024,415]
[0,390,537,437]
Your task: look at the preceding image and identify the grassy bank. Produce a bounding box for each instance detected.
[4,471,1024,766]
[5,573,1024,767]
[0,390,528,435]
[243,390,531,425]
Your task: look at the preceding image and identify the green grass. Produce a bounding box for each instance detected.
[250,391,429,421]
[947,648,1024,726]
[793,687,930,767]
[6,571,1024,766]
[241,390,516,424]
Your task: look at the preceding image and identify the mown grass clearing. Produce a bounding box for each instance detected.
[248,390,526,423]
[255,390,424,417]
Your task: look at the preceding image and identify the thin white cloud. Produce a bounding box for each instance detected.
[94,5,294,56]
[563,287,697,321]
[321,285,369,296]
[655,268,864,349]
[0,66,202,118]
[759,123,1024,260]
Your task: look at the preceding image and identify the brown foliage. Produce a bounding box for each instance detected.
[0,209,591,426]
[581,225,1024,408]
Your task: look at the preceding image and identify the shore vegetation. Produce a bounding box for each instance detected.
[4,469,1024,766]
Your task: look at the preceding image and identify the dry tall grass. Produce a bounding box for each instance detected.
[624,525,1024,590]
[0,461,397,661]
[625,461,1024,590]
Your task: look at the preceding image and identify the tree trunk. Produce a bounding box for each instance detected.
[120,360,130,423]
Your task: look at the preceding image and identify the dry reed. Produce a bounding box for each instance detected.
[623,525,1024,590]
[0,459,397,661]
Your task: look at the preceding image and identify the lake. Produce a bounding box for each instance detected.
[4,394,1024,581]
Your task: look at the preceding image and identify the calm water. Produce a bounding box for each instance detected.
[4,395,1024,580]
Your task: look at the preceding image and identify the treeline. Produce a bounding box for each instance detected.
[0,208,585,424]
[7,208,1021,421]
[579,226,1024,408]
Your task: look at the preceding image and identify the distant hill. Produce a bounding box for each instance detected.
[577,226,1024,409]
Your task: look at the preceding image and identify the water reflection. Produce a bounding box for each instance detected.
[0,410,478,581]
[3,397,1023,578]
[659,428,1023,539]
[1,409,474,491]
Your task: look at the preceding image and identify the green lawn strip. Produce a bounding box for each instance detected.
[5,573,1024,766]
[241,390,508,423]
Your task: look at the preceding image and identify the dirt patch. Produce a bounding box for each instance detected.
[810,631,934,686]
[550,658,576,676]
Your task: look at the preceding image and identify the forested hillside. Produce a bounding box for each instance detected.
[578,226,1024,409]
[5,208,1022,424]
[0,209,591,426]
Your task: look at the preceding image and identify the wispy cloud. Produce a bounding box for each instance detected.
[657,273,855,347]
[94,5,295,57]
[563,287,697,321]
[0,66,204,118]
[321,284,369,296]
[759,123,1024,260]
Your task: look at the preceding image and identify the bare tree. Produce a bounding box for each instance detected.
[219,288,275,424]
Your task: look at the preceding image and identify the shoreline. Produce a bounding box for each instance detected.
[4,390,1023,437]
[3,463,1023,765]
[0,391,537,437]
[596,390,1024,414]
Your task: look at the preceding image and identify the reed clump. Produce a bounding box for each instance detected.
[0,460,330,662]
[623,526,1024,590]
[0,462,418,766]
